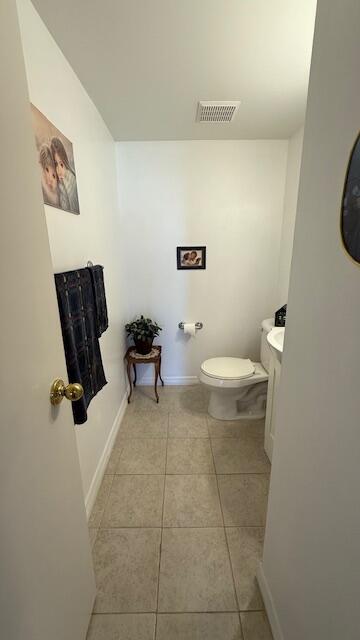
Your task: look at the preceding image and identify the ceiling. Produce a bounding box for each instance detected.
[32,0,317,141]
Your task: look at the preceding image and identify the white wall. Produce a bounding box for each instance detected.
[17,0,128,503]
[276,126,304,306]
[260,1,360,638]
[117,141,288,381]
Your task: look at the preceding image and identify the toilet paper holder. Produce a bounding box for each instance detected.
[178,322,203,330]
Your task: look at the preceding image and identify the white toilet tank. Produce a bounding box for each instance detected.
[260,318,275,373]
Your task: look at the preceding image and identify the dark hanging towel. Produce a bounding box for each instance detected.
[54,268,107,424]
[88,265,108,337]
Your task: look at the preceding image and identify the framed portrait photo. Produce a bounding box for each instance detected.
[177,246,206,270]
[30,104,80,215]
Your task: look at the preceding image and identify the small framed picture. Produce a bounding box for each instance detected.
[177,246,206,270]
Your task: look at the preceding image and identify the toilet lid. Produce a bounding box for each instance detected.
[201,357,255,380]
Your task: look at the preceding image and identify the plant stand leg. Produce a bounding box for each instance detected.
[133,363,137,387]
[159,355,164,387]
[154,361,159,403]
[127,361,133,403]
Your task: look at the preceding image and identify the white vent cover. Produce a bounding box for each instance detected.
[196,101,240,123]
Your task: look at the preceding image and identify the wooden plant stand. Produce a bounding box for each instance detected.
[124,345,164,404]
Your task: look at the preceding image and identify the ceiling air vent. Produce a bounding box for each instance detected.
[196,101,240,123]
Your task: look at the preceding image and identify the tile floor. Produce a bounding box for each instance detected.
[87,385,273,640]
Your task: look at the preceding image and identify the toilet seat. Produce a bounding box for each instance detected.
[201,357,255,380]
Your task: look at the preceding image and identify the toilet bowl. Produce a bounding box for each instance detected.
[199,318,274,420]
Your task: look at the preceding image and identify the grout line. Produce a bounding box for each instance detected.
[97,525,264,531]
[88,527,99,552]
[238,612,244,639]
[109,472,217,476]
[208,433,245,639]
[108,471,270,476]
[114,439,128,473]
[106,470,171,476]
[91,608,263,615]
[97,474,115,529]
[164,436,214,440]
[116,436,266,442]
[114,436,169,440]
[205,414,211,438]
[96,525,265,530]
[167,437,210,440]
[154,411,169,639]
[162,524,265,529]
[214,472,271,476]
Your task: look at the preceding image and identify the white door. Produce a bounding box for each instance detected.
[0,3,95,639]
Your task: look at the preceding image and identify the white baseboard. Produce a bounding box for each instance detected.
[257,562,284,640]
[138,375,199,386]
[85,388,128,519]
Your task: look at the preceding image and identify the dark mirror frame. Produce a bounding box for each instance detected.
[341,131,360,264]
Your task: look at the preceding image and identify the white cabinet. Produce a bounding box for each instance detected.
[264,354,281,462]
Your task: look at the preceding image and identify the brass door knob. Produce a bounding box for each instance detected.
[50,378,84,405]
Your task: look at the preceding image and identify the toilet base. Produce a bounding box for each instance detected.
[207,381,268,421]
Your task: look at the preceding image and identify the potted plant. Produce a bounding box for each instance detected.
[125,315,162,355]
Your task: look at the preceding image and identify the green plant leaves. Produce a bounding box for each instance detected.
[125,315,162,339]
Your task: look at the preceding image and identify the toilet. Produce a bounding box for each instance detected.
[199,318,274,420]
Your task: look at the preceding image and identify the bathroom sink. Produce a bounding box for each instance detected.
[267,327,285,363]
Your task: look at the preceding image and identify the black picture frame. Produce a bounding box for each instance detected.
[177,246,206,270]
